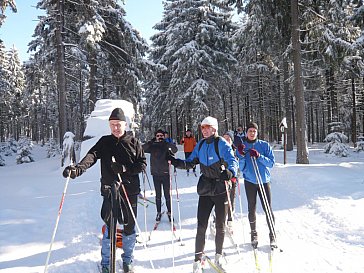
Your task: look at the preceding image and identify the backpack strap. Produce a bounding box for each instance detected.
[198,136,222,161]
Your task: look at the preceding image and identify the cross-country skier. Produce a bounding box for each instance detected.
[233,125,245,147]
[142,129,178,222]
[222,130,238,232]
[167,116,238,273]
[236,122,276,248]
[62,108,146,273]
[180,129,197,176]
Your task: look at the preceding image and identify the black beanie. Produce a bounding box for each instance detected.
[155,129,165,136]
[109,108,126,121]
[246,122,258,132]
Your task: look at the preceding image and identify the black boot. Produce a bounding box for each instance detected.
[269,233,277,248]
[251,230,258,248]
[155,212,162,222]
[167,212,174,222]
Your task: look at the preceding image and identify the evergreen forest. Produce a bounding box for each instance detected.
[1,0,364,164]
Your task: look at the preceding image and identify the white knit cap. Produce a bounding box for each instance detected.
[201,116,218,131]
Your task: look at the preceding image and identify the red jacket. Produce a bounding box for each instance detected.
[181,136,197,153]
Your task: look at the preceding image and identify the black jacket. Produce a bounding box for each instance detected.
[77,133,146,196]
[142,140,178,176]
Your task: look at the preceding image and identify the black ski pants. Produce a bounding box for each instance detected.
[123,193,138,235]
[227,182,237,221]
[184,152,196,172]
[195,194,227,261]
[153,175,171,213]
[244,180,275,235]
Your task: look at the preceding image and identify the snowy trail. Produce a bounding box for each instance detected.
[0,145,363,273]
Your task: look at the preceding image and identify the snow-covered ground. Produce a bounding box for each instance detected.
[0,142,363,273]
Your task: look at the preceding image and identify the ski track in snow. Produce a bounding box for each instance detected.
[0,144,363,272]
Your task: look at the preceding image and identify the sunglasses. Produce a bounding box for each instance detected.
[156,134,164,137]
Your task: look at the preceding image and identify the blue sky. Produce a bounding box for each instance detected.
[0,0,163,62]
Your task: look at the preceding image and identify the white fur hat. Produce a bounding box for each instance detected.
[201,116,218,131]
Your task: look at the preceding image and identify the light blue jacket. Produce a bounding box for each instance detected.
[237,139,275,184]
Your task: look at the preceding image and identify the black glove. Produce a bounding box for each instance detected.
[62,165,80,179]
[220,169,233,181]
[111,161,126,174]
[165,149,178,166]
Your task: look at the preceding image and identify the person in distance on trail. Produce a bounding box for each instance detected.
[164,131,175,144]
[142,129,178,222]
[236,122,276,248]
[233,124,245,147]
[167,116,239,273]
[62,108,146,273]
[180,129,197,176]
[222,130,238,232]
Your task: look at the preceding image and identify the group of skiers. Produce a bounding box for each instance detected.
[62,107,276,273]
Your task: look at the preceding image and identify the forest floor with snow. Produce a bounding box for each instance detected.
[0,143,363,273]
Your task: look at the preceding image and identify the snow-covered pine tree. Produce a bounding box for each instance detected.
[353,135,364,152]
[16,137,34,164]
[0,0,17,26]
[46,138,60,158]
[0,40,10,142]
[323,122,349,157]
[28,0,150,140]
[0,153,4,166]
[148,0,237,133]
[6,46,25,140]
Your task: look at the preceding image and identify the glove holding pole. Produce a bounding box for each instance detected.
[220,165,233,181]
[62,165,82,179]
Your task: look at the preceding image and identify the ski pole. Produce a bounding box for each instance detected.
[109,181,120,273]
[111,157,155,269]
[222,166,241,255]
[251,157,277,246]
[143,169,154,193]
[44,168,72,273]
[168,161,175,272]
[174,168,185,246]
[237,177,246,243]
[142,171,150,242]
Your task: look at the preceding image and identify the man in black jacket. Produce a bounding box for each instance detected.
[63,107,146,273]
[142,129,178,222]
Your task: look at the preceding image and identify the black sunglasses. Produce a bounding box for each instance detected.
[156,134,164,137]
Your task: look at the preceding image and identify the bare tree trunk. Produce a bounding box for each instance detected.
[283,60,294,150]
[351,78,357,147]
[229,86,234,130]
[88,48,97,112]
[291,0,309,164]
[56,0,67,148]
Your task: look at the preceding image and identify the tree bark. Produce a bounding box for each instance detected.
[351,78,357,146]
[56,0,67,148]
[291,0,309,164]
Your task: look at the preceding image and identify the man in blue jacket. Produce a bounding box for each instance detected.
[237,122,276,248]
[167,116,238,273]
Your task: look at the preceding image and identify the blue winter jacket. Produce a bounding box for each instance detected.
[186,136,239,179]
[237,139,275,184]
